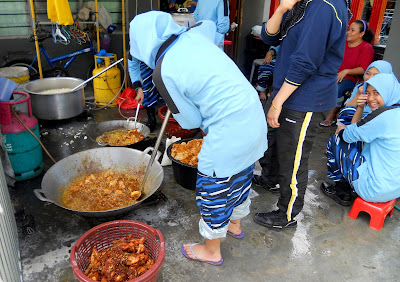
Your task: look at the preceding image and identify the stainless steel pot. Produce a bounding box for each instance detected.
[23,77,85,120]
[34,147,163,218]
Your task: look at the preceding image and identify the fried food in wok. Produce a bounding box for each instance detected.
[63,170,141,211]
[85,235,154,281]
[171,139,203,166]
[96,128,144,146]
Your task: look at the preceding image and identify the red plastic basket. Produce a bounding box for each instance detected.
[70,220,165,282]
[158,105,198,139]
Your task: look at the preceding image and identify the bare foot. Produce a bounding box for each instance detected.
[182,243,222,262]
[228,220,242,236]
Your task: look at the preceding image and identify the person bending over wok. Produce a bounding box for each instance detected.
[129,11,267,265]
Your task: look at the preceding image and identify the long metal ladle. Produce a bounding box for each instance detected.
[139,108,171,194]
[70,58,124,92]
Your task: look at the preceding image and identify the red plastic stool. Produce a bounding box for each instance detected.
[348,197,396,230]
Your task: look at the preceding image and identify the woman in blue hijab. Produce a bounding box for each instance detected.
[321,73,400,205]
[130,11,267,265]
[336,60,396,128]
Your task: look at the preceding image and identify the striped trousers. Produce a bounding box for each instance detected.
[139,62,164,108]
[196,164,254,239]
[337,106,368,126]
[256,60,276,91]
[326,134,364,185]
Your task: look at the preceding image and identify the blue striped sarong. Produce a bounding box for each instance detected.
[337,106,368,126]
[196,164,254,239]
[139,62,164,108]
[326,134,365,186]
[337,106,357,126]
[256,60,275,91]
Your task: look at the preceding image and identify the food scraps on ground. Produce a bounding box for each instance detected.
[85,236,154,281]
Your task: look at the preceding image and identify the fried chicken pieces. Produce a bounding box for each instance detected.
[85,236,154,282]
[171,139,203,166]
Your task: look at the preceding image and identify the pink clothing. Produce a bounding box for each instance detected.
[338,41,374,83]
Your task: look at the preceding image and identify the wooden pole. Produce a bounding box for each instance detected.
[269,0,280,18]
[349,0,366,25]
[369,0,388,45]
[28,0,43,79]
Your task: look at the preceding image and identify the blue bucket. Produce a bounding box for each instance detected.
[0,77,17,102]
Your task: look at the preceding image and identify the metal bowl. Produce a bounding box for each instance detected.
[23,77,86,120]
[87,120,151,147]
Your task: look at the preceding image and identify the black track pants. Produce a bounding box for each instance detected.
[258,97,279,184]
[276,107,318,221]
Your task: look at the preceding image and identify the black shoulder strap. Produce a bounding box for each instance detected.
[357,105,400,127]
[155,35,178,65]
[224,0,229,16]
[152,36,180,114]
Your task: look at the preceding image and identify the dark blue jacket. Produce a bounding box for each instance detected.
[262,0,349,112]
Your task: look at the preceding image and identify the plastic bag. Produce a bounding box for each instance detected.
[117,87,143,109]
[161,136,181,166]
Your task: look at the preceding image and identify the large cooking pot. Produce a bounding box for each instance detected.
[34,147,163,218]
[167,138,199,190]
[23,77,85,120]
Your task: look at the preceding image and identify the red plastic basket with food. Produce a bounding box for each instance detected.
[70,220,165,282]
[158,105,198,139]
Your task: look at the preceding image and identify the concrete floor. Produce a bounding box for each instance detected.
[8,98,400,282]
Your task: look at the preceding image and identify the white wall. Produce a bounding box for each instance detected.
[384,2,400,79]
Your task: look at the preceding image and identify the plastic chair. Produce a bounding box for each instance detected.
[249,58,265,85]
[348,197,396,230]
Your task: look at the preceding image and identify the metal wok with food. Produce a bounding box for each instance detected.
[34,147,163,218]
[87,120,151,147]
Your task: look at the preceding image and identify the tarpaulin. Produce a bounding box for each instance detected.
[47,0,74,25]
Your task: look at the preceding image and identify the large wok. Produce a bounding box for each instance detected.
[87,120,151,147]
[34,147,163,218]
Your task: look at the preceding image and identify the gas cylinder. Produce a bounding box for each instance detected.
[0,91,43,181]
[93,54,121,107]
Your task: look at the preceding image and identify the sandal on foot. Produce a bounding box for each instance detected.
[181,244,224,266]
[319,120,336,127]
[227,230,244,239]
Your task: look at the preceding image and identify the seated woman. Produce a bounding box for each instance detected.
[320,19,375,127]
[169,0,198,13]
[335,60,395,130]
[256,46,279,100]
[321,73,400,205]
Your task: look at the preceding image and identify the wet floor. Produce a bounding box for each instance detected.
[8,104,400,281]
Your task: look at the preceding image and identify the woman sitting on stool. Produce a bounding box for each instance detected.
[335,60,396,131]
[320,19,374,127]
[321,73,400,205]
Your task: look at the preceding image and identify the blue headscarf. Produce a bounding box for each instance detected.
[364,60,394,80]
[363,73,400,107]
[129,11,186,69]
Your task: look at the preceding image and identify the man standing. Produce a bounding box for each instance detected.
[254,0,351,229]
